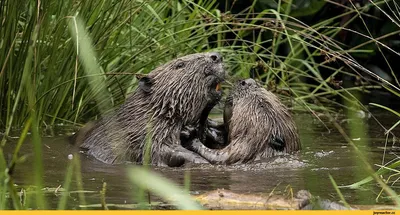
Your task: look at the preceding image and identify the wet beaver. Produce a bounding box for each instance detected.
[74,52,225,166]
[185,78,300,164]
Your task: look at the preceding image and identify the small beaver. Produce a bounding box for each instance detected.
[185,78,300,165]
[74,52,225,166]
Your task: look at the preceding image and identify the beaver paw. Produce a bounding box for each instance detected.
[187,138,203,152]
[269,136,285,151]
[205,126,226,147]
[181,125,198,146]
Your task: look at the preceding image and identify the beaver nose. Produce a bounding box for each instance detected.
[210,52,222,63]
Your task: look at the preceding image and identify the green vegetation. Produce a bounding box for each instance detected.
[0,0,400,210]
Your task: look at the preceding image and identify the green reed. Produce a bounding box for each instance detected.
[0,0,400,209]
[1,0,393,133]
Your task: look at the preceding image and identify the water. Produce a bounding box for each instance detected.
[2,111,399,209]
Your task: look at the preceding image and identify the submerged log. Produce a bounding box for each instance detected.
[193,189,311,210]
[77,189,396,210]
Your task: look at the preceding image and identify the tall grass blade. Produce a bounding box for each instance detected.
[68,16,113,114]
[57,158,75,210]
[328,174,351,209]
[21,22,47,209]
[127,167,202,210]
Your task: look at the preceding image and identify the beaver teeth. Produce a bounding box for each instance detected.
[216,83,222,91]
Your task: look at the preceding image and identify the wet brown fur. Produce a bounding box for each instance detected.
[187,78,300,165]
[75,52,225,166]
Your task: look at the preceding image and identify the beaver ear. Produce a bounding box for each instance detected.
[137,75,153,93]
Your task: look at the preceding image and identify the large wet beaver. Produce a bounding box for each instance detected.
[185,78,300,164]
[73,52,225,166]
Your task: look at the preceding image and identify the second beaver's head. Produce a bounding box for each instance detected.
[140,52,226,124]
[223,78,259,132]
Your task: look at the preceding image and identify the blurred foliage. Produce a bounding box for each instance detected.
[0,0,400,209]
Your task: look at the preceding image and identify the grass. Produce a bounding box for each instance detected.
[0,0,400,210]
[1,0,395,131]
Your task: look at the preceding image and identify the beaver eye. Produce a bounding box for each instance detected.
[175,62,185,69]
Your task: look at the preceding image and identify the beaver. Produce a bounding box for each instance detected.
[184,78,301,165]
[74,52,226,167]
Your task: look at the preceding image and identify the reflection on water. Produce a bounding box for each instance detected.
[1,112,399,209]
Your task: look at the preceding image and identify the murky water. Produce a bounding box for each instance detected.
[2,111,400,209]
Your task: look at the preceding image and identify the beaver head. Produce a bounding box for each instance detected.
[139,52,225,124]
[223,78,258,133]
